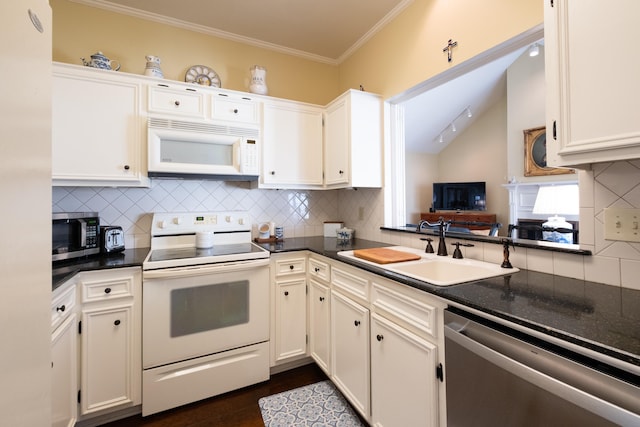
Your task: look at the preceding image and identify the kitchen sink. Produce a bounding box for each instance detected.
[338,246,518,286]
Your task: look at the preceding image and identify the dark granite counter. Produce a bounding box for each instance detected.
[52,238,640,369]
[257,236,640,368]
[52,248,149,291]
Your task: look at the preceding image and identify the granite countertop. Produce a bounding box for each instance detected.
[52,238,640,369]
[52,248,149,291]
[258,236,640,368]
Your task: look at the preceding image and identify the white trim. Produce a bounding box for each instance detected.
[385,24,544,227]
[70,0,414,65]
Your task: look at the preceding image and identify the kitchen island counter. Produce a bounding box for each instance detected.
[258,236,640,369]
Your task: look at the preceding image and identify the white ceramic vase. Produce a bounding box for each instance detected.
[144,55,164,78]
[249,65,268,95]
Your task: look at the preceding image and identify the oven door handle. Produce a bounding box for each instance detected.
[143,258,270,279]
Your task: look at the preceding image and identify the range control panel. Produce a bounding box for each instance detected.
[150,211,251,236]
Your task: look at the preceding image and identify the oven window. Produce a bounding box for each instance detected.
[170,280,249,337]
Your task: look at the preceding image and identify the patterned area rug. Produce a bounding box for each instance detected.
[258,380,364,426]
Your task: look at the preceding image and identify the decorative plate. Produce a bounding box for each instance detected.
[185,65,221,87]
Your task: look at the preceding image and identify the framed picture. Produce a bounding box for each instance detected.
[524,126,574,177]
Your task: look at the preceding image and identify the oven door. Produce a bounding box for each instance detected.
[142,259,269,369]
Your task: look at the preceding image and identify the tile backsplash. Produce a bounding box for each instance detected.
[52,180,385,248]
[52,159,640,290]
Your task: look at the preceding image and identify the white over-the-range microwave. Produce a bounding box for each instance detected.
[147,117,260,180]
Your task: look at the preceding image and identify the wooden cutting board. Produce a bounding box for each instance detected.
[353,248,421,264]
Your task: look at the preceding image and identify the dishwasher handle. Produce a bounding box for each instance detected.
[444,315,640,426]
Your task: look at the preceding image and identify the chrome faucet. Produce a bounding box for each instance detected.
[417,217,449,256]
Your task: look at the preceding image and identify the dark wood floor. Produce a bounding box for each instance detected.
[101,363,328,427]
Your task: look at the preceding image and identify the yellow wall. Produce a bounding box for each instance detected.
[338,0,543,98]
[51,0,542,105]
[50,0,339,104]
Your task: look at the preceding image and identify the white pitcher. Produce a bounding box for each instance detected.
[144,55,164,78]
[249,65,268,95]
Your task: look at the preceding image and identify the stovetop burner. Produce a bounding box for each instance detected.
[143,211,270,270]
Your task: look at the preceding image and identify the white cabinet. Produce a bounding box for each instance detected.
[77,267,141,419]
[324,90,382,188]
[308,256,331,374]
[261,99,324,188]
[370,313,439,427]
[331,289,370,419]
[545,0,640,167]
[52,63,147,187]
[330,263,371,420]
[370,278,446,427]
[211,92,259,124]
[148,83,206,119]
[271,254,308,365]
[51,279,77,427]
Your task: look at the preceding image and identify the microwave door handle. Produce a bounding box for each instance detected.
[79,219,87,248]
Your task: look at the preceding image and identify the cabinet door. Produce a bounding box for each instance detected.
[545,0,640,166]
[324,97,350,186]
[261,100,323,187]
[324,90,382,188]
[273,278,307,362]
[331,290,370,419]
[80,304,135,415]
[309,279,330,374]
[52,68,145,186]
[370,313,438,427]
[51,313,77,427]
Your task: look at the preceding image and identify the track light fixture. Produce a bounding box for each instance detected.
[529,43,540,57]
[433,105,472,144]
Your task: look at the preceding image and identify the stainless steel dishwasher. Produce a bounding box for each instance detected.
[444,308,640,426]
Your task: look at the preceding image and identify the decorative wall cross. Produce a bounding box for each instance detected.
[442,39,458,62]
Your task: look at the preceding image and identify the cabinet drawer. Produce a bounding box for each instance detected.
[331,266,369,304]
[275,258,306,276]
[371,281,439,340]
[148,85,205,118]
[211,94,258,124]
[51,282,76,331]
[309,258,330,282]
[80,272,135,303]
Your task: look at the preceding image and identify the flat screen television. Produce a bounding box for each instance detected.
[432,181,486,211]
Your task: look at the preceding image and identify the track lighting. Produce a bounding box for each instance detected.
[529,43,539,57]
[432,105,473,144]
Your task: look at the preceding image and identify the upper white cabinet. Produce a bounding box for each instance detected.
[211,92,259,124]
[545,0,640,167]
[52,63,148,187]
[261,99,324,188]
[148,83,206,119]
[324,90,382,188]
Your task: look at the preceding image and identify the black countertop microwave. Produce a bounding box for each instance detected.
[52,212,100,261]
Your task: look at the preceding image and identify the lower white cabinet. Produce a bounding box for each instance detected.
[77,267,141,419]
[51,277,78,427]
[271,254,308,366]
[273,277,307,362]
[309,279,330,374]
[370,313,439,427]
[330,289,370,419]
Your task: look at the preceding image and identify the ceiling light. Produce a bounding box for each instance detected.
[439,134,444,143]
[451,123,457,132]
[528,43,540,57]
[466,107,472,118]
